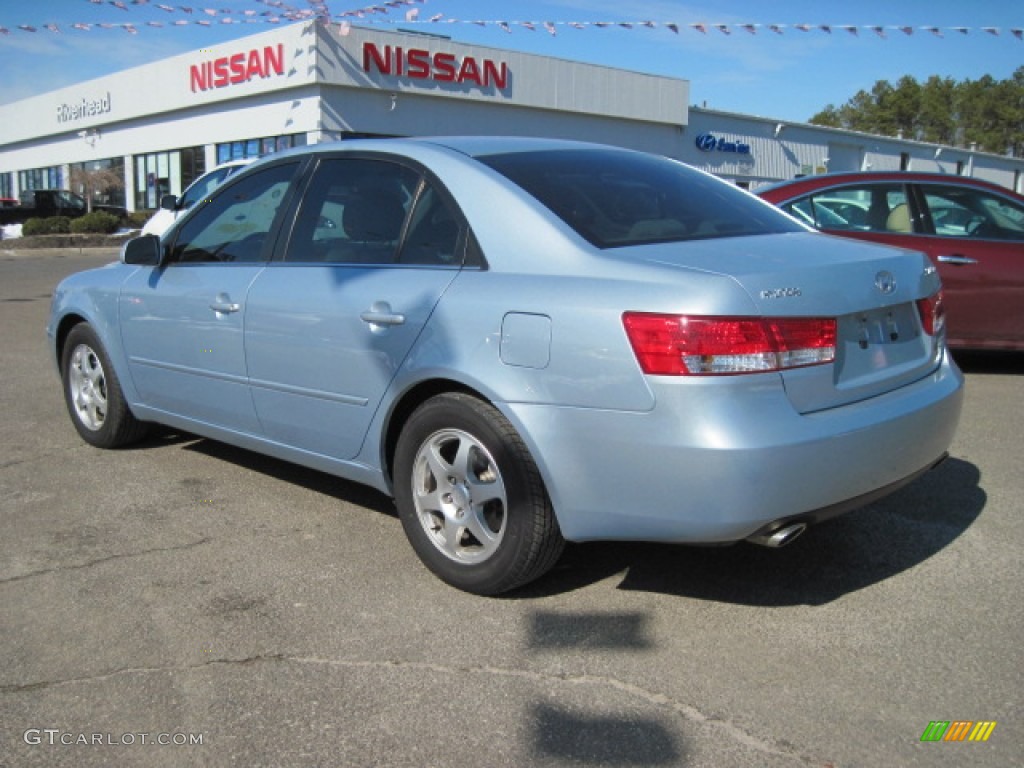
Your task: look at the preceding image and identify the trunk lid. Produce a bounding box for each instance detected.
[619,232,944,413]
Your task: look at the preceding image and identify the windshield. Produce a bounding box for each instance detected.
[478,149,802,248]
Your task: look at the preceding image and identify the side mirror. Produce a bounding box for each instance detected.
[159,194,179,212]
[121,234,163,266]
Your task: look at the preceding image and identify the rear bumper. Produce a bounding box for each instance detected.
[744,452,948,541]
[502,351,964,543]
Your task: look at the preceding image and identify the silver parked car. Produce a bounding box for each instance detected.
[48,137,963,594]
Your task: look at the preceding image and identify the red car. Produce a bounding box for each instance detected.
[758,172,1024,350]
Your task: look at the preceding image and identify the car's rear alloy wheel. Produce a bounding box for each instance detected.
[395,393,564,595]
[62,324,148,448]
[412,427,508,563]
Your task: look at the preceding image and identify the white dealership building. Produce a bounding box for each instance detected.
[1,21,1021,210]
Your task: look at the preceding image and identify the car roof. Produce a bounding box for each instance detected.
[417,136,625,157]
[253,136,633,167]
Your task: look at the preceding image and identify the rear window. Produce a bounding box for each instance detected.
[478,149,802,248]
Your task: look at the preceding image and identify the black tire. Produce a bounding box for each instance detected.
[394,392,564,595]
[61,323,149,448]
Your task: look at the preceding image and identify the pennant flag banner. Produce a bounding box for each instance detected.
[0,2,1020,41]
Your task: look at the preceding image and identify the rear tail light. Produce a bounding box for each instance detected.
[622,313,836,376]
[916,290,946,337]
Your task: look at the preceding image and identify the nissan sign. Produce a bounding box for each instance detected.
[362,42,509,90]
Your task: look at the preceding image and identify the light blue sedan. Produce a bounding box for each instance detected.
[47,137,963,594]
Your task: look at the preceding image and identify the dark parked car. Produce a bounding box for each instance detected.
[758,172,1024,350]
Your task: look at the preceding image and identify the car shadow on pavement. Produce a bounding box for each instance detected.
[523,612,682,764]
[531,702,683,766]
[952,350,1024,375]
[134,430,983,606]
[137,429,397,518]
[517,457,985,605]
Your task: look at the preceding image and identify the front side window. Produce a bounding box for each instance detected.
[920,184,1024,241]
[478,149,801,248]
[783,184,910,233]
[284,158,421,264]
[169,162,297,264]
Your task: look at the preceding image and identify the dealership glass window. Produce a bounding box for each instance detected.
[133,146,205,210]
[69,156,126,209]
[18,166,63,195]
[216,133,307,164]
[0,172,12,199]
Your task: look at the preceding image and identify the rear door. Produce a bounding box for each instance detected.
[913,182,1024,348]
[244,156,465,460]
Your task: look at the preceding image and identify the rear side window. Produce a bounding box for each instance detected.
[284,157,468,266]
[478,149,801,248]
[920,184,1024,241]
[284,158,420,265]
[397,184,463,265]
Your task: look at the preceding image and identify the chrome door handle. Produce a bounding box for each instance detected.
[361,301,405,328]
[209,292,241,314]
[360,310,406,326]
[937,255,978,266]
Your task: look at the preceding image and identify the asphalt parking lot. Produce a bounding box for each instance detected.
[1,247,1021,768]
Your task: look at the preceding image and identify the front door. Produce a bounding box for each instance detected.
[119,161,299,433]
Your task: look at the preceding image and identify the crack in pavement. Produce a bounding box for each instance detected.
[0,538,211,585]
[1,653,816,765]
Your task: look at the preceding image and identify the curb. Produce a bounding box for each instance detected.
[0,233,137,250]
[0,246,122,260]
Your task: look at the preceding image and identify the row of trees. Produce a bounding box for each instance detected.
[809,67,1024,158]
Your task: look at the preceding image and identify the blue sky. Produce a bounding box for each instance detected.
[0,0,1020,122]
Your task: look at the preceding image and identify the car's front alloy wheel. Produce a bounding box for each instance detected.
[67,341,109,433]
[394,393,564,595]
[61,323,148,448]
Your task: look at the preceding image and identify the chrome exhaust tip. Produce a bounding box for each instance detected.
[746,522,807,548]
